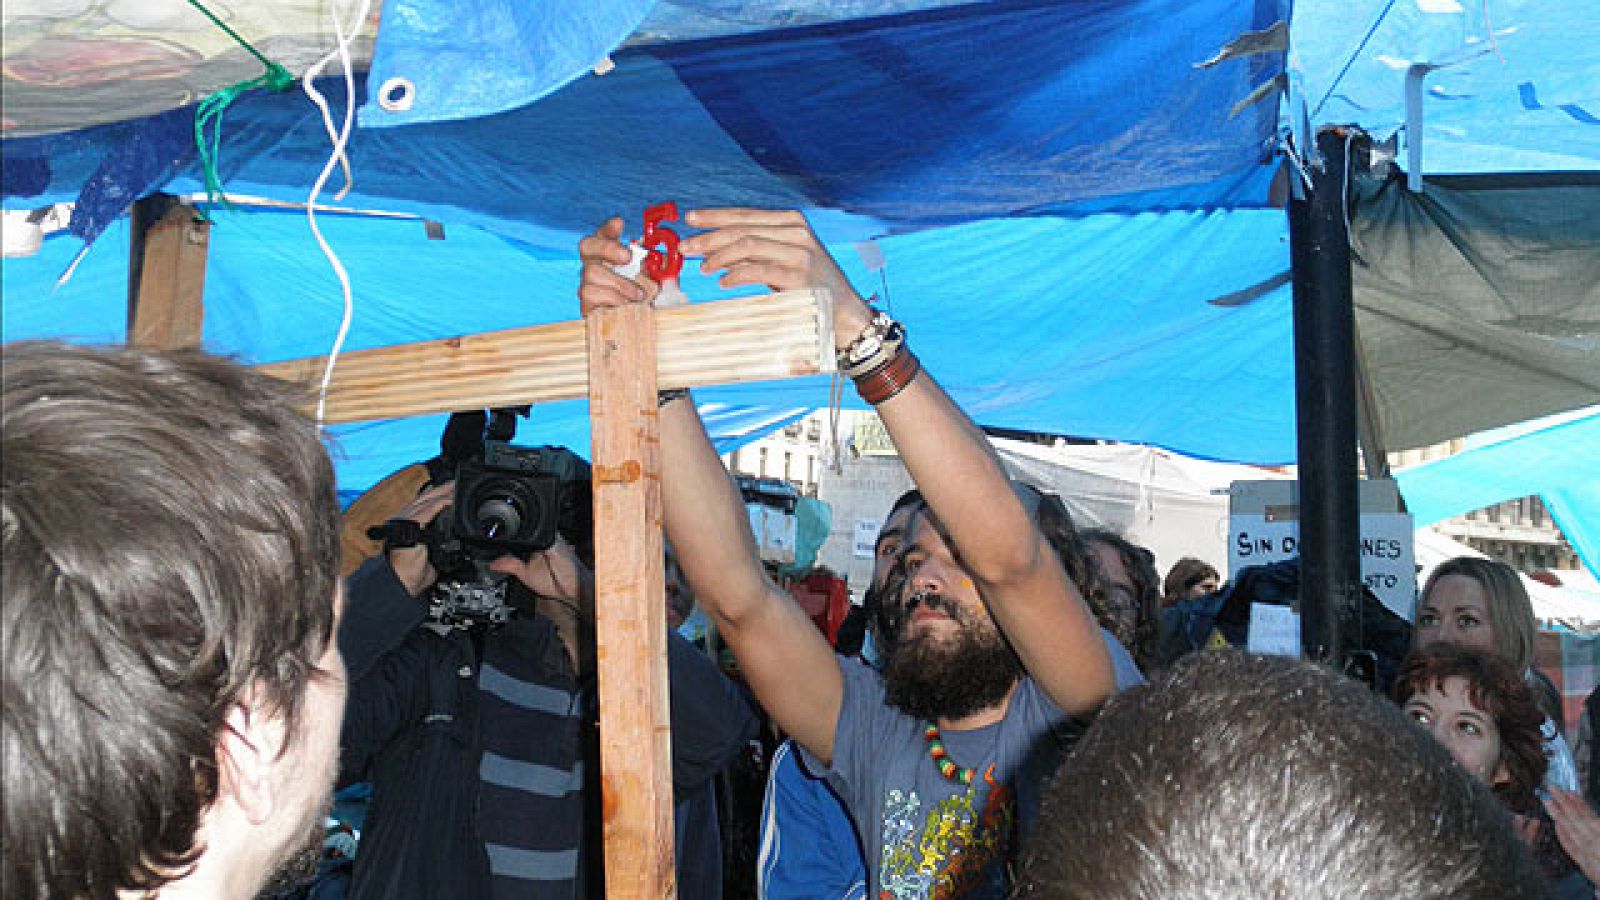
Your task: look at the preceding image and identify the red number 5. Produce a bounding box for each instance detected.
[642,201,683,281]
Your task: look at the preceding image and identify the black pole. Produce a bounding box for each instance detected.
[1286,128,1363,665]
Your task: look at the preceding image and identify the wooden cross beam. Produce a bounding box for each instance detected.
[264,288,834,899]
[256,289,834,424]
[587,302,675,898]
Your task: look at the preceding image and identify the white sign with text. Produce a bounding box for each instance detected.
[1229,511,1416,621]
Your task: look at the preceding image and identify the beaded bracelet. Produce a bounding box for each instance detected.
[837,311,899,376]
[854,346,921,405]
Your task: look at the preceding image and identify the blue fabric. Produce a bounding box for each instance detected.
[1,200,1297,491]
[650,0,1285,224]
[0,0,1293,490]
[69,105,196,244]
[1292,0,1600,173]
[3,0,1596,535]
[1,0,1284,239]
[360,0,655,128]
[758,739,867,900]
[1396,410,1600,577]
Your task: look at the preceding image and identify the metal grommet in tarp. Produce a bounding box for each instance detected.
[377,77,416,112]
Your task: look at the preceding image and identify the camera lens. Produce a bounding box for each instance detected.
[474,494,524,540]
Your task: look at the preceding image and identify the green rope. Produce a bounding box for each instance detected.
[188,0,296,209]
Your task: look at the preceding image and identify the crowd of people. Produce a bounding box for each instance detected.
[4,208,1598,900]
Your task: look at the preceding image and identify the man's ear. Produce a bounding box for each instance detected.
[217,685,289,826]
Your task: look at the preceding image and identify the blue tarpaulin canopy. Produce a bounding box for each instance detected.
[3,0,1597,571]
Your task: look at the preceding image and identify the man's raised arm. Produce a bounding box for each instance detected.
[678,208,1114,717]
[578,217,844,761]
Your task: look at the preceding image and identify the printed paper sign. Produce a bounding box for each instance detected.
[1229,511,1416,620]
[1247,602,1301,657]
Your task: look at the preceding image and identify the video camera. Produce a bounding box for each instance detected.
[414,408,592,628]
[429,440,591,577]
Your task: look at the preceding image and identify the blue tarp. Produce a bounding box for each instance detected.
[3,0,1295,487]
[1396,409,1600,577]
[2,0,1596,565]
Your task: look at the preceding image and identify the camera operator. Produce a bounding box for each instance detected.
[337,480,759,900]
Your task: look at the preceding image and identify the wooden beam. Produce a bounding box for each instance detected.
[587,303,675,899]
[128,200,210,349]
[257,289,834,423]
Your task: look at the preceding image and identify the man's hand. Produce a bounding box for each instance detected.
[678,208,873,350]
[489,538,593,608]
[579,217,662,317]
[491,539,595,672]
[387,481,454,597]
[1545,788,1600,883]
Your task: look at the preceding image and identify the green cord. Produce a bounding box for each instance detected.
[188,0,296,209]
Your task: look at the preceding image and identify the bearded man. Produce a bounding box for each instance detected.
[579,209,1140,899]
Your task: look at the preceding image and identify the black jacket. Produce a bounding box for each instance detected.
[337,557,759,900]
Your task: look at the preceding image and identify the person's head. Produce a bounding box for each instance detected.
[1162,556,1220,606]
[1018,650,1544,899]
[864,489,923,650]
[1081,529,1160,665]
[1393,644,1546,811]
[1414,557,1536,672]
[1027,488,1107,632]
[877,483,1094,723]
[2,341,345,899]
[871,489,924,592]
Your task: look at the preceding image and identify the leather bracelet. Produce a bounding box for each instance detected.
[658,388,690,407]
[854,346,921,405]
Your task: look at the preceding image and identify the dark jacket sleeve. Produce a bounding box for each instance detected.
[341,556,430,682]
[337,556,434,785]
[666,630,760,794]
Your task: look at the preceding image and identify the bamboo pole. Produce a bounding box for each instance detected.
[257,289,834,423]
[586,303,675,899]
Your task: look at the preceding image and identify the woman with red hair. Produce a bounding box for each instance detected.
[1395,644,1589,896]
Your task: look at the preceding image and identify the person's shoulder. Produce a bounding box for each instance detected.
[1100,628,1147,691]
[837,654,887,698]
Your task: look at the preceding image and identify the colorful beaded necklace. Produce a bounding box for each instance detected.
[924,723,975,785]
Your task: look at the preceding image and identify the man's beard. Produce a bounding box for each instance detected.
[881,593,1023,722]
[255,795,332,896]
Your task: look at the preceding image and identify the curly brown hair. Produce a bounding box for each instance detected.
[1393,643,1546,811]
[1081,529,1161,673]
[1394,643,1574,880]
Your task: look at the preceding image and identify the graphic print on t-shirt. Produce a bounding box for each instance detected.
[876,764,1014,899]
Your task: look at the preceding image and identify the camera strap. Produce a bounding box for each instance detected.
[366,517,428,552]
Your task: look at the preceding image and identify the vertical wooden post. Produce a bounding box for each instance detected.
[586,303,676,899]
[128,199,210,349]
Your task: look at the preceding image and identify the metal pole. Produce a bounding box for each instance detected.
[1287,127,1363,664]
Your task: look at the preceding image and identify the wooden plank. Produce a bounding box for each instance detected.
[257,289,834,423]
[128,202,210,349]
[587,303,675,899]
